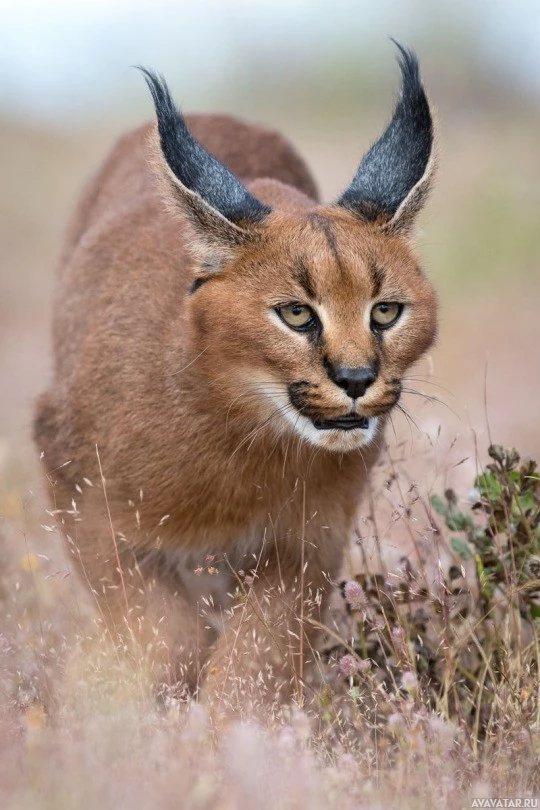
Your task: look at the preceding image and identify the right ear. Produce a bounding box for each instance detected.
[336,43,435,237]
[140,68,271,266]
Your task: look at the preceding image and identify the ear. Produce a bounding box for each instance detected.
[140,68,271,264]
[337,42,436,236]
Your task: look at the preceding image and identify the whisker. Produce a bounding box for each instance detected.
[395,403,421,441]
[401,387,460,419]
[402,376,453,395]
[306,442,323,477]
[169,346,208,376]
[387,411,398,443]
[229,403,295,459]
[244,405,292,454]
[224,387,289,432]
[293,407,307,466]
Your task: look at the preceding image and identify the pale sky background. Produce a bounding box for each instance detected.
[1,0,539,125]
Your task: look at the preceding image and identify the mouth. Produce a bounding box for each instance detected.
[312,414,370,432]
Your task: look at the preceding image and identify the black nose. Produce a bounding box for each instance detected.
[328,364,377,399]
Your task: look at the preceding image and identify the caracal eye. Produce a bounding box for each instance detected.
[370,302,402,329]
[277,304,315,331]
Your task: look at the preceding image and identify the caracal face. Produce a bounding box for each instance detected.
[186,206,437,453]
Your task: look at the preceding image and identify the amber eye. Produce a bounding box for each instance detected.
[277,304,317,331]
[370,302,403,329]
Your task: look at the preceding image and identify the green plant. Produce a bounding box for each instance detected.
[432,444,540,620]
[328,444,540,760]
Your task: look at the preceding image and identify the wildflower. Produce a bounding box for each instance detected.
[400,671,418,694]
[344,580,368,611]
[427,715,457,753]
[357,658,372,672]
[339,654,359,678]
[391,625,404,641]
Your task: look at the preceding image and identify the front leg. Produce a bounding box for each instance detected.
[201,549,337,722]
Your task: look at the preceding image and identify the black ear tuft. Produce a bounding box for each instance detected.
[337,42,435,231]
[138,67,271,227]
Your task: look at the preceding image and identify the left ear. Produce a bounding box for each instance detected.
[337,42,436,236]
[139,67,271,265]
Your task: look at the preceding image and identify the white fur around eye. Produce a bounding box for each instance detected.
[268,310,305,337]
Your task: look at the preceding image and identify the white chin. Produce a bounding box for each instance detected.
[282,410,380,452]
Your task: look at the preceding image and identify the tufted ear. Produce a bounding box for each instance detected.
[337,42,435,236]
[140,68,271,264]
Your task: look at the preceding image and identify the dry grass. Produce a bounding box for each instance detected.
[1,430,538,810]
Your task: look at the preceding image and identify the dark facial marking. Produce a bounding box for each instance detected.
[372,324,384,348]
[288,381,319,420]
[370,263,385,297]
[322,355,334,381]
[305,318,323,350]
[308,213,346,280]
[190,275,212,294]
[288,380,309,411]
[293,258,317,300]
[385,378,402,408]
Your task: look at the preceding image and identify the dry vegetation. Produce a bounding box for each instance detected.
[0,432,539,809]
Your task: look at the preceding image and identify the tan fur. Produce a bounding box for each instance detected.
[34,111,437,716]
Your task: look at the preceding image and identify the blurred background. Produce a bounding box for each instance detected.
[1,0,539,508]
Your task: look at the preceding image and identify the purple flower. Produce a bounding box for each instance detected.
[339,654,360,678]
[344,580,368,611]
